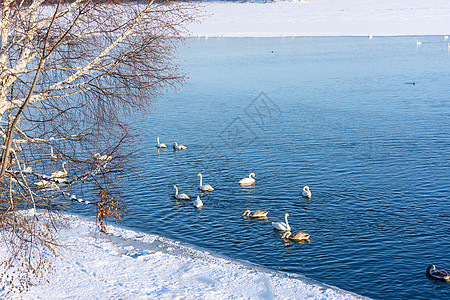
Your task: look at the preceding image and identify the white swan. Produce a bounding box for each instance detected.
[444,35,449,40]
[242,209,268,218]
[302,186,312,198]
[50,147,57,159]
[172,185,190,200]
[35,180,51,188]
[272,213,291,231]
[239,173,255,185]
[197,173,214,192]
[23,165,32,173]
[94,153,112,162]
[282,231,310,241]
[173,142,187,150]
[193,196,203,208]
[417,40,422,46]
[51,161,68,178]
[156,137,167,148]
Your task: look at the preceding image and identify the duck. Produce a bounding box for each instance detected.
[426,265,450,281]
[94,153,112,162]
[272,213,291,231]
[193,196,203,208]
[197,173,214,192]
[302,186,312,198]
[172,185,190,200]
[173,142,187,150]
[156,137,167,148]
[242,209,268,218]
[239,173,255,185]
[51,162,68,178]
[282,231,310,241]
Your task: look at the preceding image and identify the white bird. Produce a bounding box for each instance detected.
[50,147,57,160]
[94,153,112,162]
[23,165,32,173]
[173,142,187,150]
[193,196,203,208]
[156,137,167,148]
[172,185,190,200]
[35,180,51,188]
[302,186,312,198]
[282,231,310,241]
[272,213,291,231]
[444,35,449,40]
[239,173,255,185]
[242,209,268,218]
[197,173,214,192]
[368,34,373,40]
[51,161,68,178]
[416,40,422,47]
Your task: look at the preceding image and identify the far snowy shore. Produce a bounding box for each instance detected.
[0,212,366,299]
[188,0,450,37]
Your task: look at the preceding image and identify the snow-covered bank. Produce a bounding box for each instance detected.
[188,0,450,37]
[0,213,367,299]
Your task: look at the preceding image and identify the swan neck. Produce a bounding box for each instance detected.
[174,186,178,195]
[199,174,202,186]
[157,137,160,144]
[62,162,66,172]
[285,215,290,228]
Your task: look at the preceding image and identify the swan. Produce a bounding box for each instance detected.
[50,147,57,159]
[444,35,449,40]
[416,40,422,46]
[172,185,190,200]
[282,231,310,241]
[194,196,203,208]
[197,173,214,192]
[426,265,450,281]
[242,210,268,218]
[239,173,255,185]
[94,153,112,162]
[156,137,167,148]
[23,165,32,173]
[272,213,291,231]
[173,142,187,150]
[51,162,68,178]
[35,180,51,188]
[302,186,312,198]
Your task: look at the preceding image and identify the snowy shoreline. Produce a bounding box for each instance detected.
[188,1,450,37]
[0,212,367,299]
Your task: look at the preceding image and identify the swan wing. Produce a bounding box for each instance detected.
[239,178,255,185]
[252,210,268,217]
[272,222,288,231]
[199,185,214,192]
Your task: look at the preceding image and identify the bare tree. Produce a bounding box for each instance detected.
[0,0,200,293]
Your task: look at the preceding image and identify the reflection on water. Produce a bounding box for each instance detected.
[70,36,450,300]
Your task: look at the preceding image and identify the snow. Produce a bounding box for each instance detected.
[0,212,367,299]
[188,0,450,37]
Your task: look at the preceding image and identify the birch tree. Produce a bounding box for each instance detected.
[0,0,199,293]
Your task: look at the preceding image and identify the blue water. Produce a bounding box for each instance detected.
[75,36,450,299]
